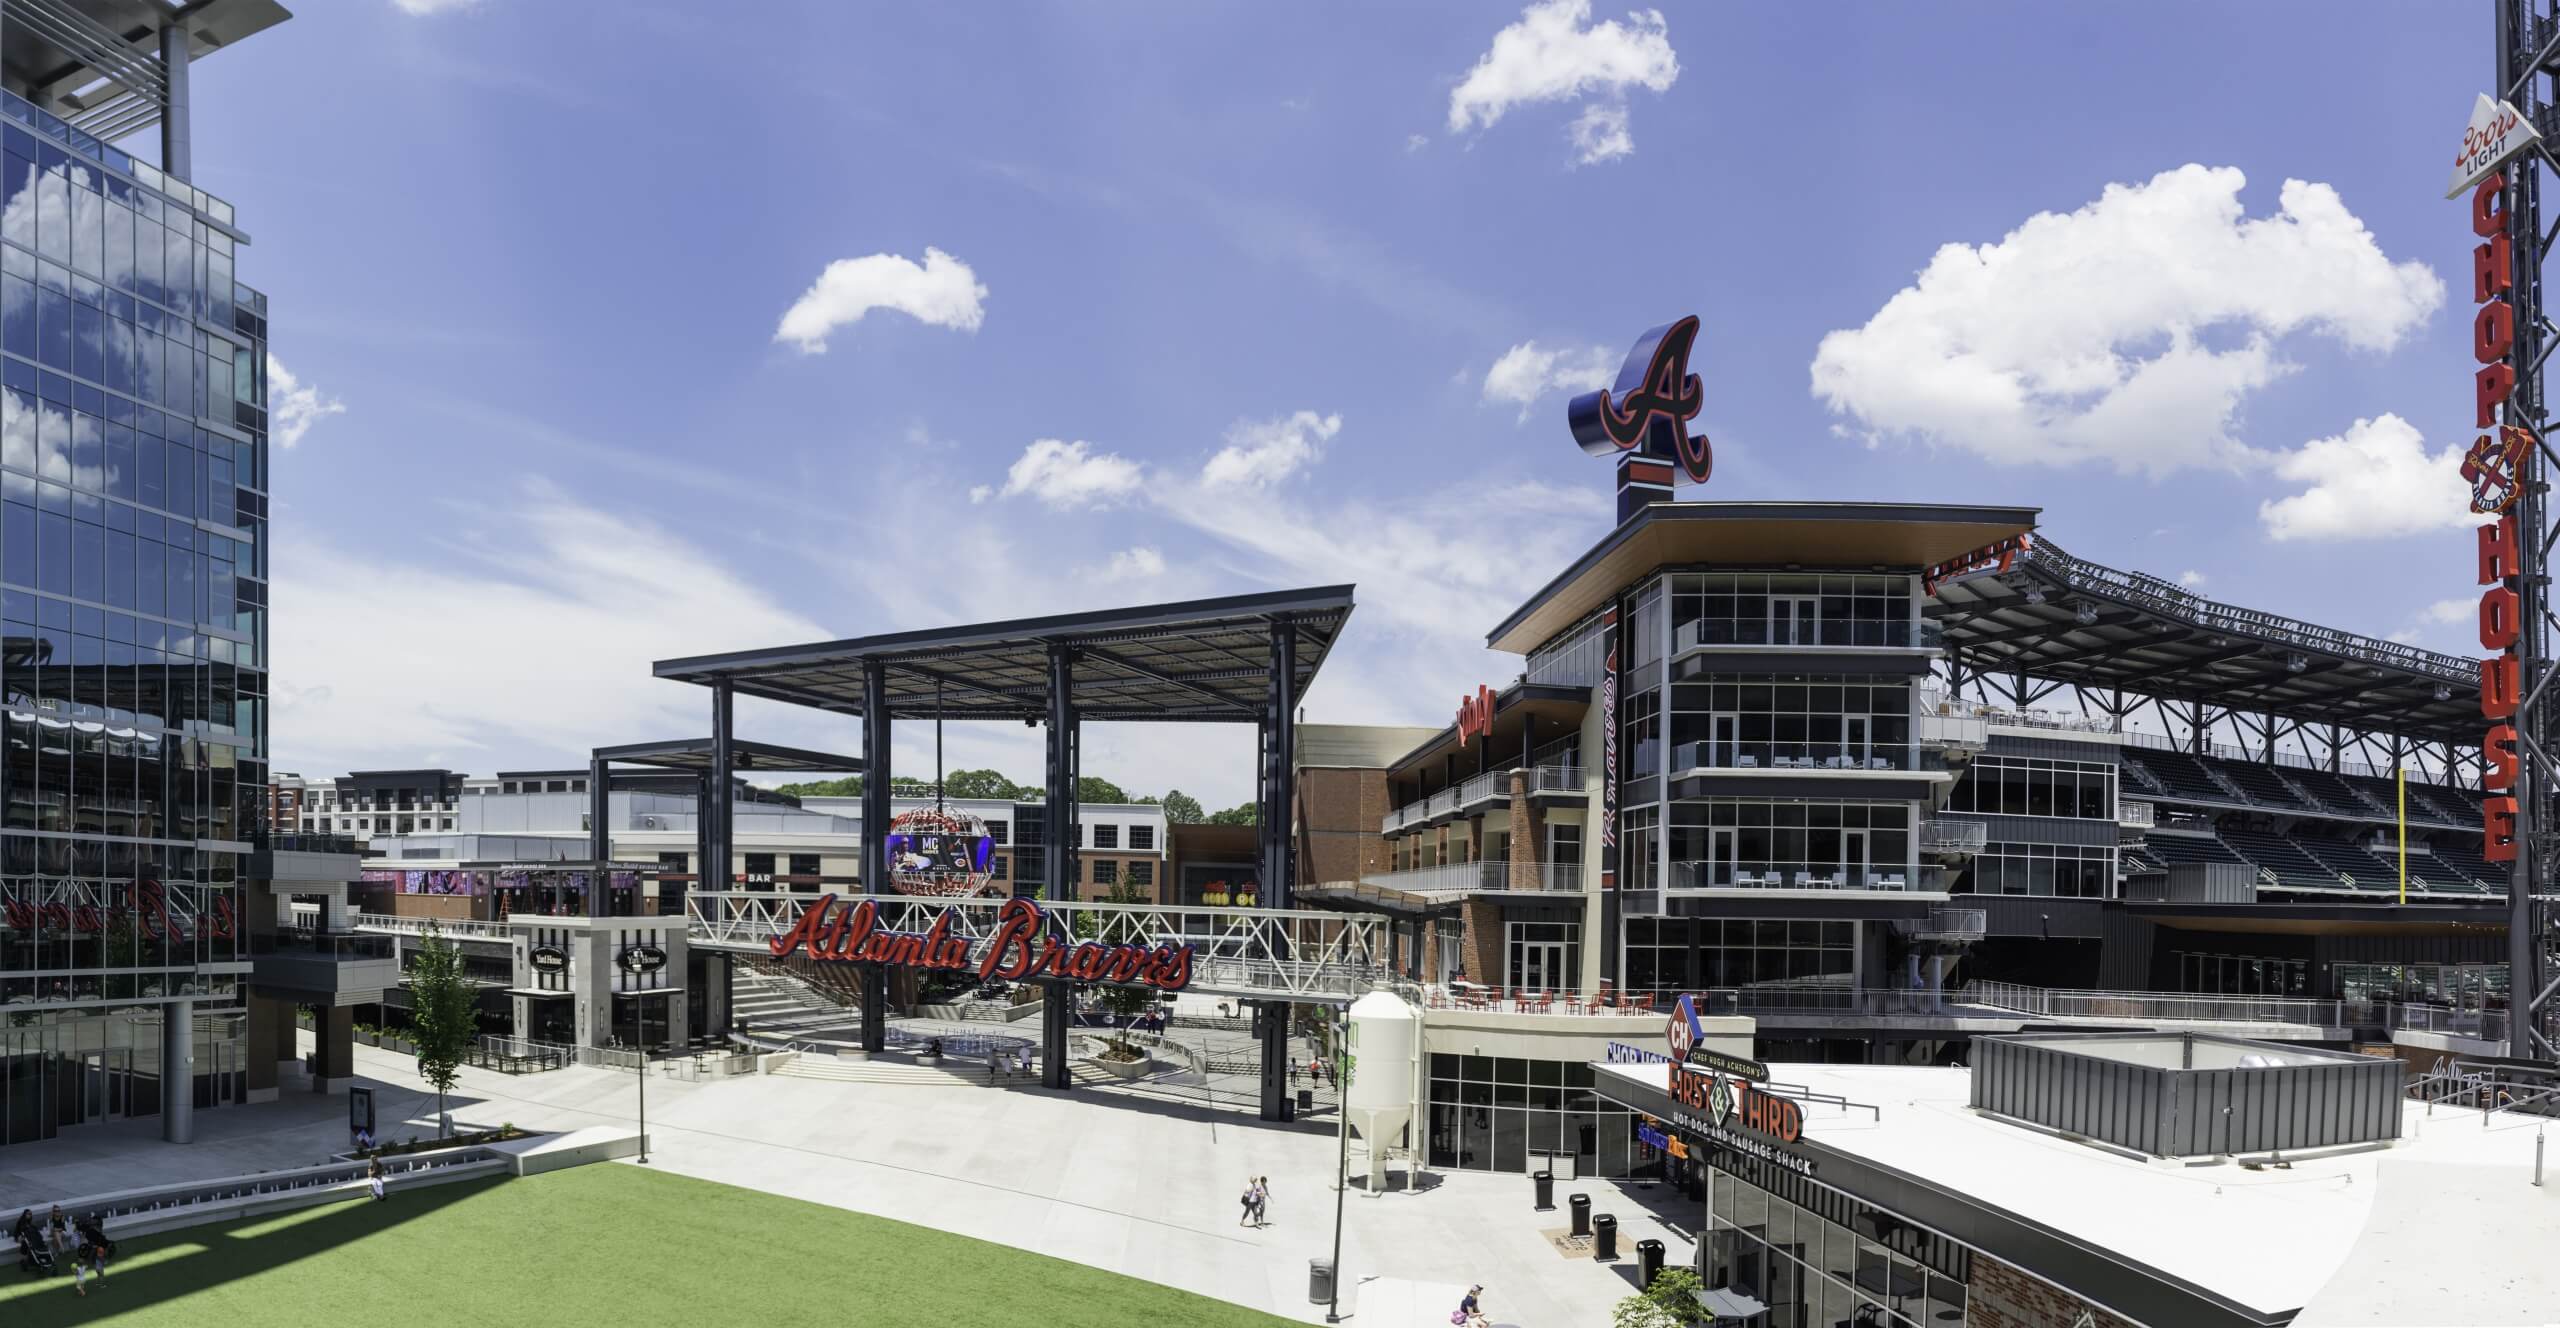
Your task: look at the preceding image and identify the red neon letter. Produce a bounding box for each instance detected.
[979,898,1045,980]
[2484,655,2522,719]
[2486,723,2520,792]
[2475,173,2509,237]
[2477,232,2514,302]
[2486,796,2520,863]
[2480,362,2518,427]
[2477,300,2516,364]
[2481,517,2521,584]
[2482,585,2521,651]
[768,895,838,959]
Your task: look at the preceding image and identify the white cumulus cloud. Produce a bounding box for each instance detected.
[1098,547,1167,582]
[1203,411,1341,489]
[267,355,345,449]
[1447,0,1679,163]
[996,439,1145,509]
[1811,166,2442,476]
[2258,414,2475,542]
[1569,103,1633,164]
[2419,597,2475,624]
[773,247,987,354]
[2178,570,2207,588]
[1482,341,1616,420]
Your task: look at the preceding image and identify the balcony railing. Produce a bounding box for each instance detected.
[1353,861,1585,896]
[1675,619,1943,652]
[351,913,511,941]
[2118,799,2156,830]
[1529,764,1585,793]
[1963,980,2350,1028]
[1668,860,1933,892]
[1455,771,1507,807]
[1670,739,1908,773]
[1917,820,1988,855]
[1917,688,2119,736]
[1916,713,1988,749]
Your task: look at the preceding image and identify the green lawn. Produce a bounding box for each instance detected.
[0,1164,1304,1327]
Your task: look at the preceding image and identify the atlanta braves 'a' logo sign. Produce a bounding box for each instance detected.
[1568,315,1712,484]
[2463,424,2533,514]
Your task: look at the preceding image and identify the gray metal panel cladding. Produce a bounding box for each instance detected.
[1971,1033,2403,1157]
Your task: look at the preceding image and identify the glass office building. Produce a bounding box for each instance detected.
[0,2,286,1144]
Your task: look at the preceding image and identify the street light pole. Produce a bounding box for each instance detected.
[636,1046,650,1165]
[1326,1005,1349,1324]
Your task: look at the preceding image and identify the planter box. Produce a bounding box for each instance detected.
[1075,1039,1154,1081]
[357,1033,379,1047]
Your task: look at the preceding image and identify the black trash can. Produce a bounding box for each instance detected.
[1569,1192,1592,1237]
[1308,1258,1334,1305]
[1298,1088,1315,1112]
[1593,1213,1619,1261]
[1637,1238,1666,1292]
[1533,1169,1554,1211]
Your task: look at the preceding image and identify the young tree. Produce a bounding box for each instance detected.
[1156,790,1205,824]
[407,923,478,1137]
[1076,878,1158,1058]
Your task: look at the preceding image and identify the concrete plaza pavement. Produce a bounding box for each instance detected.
[0,1041,1694,1326]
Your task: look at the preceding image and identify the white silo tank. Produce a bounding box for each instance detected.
[1345,989,1419,1190]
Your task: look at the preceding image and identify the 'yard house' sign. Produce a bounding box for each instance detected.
[527,945,568,973]
[617,944,668,976]
[768,895,1197,992]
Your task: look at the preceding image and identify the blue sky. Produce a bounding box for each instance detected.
[178,2,2490,806]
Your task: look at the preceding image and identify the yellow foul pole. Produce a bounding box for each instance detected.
[2396,764,2407,906]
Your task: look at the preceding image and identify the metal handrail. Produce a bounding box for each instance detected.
[351,913,510,940]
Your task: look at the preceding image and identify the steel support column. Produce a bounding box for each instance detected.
[860,659,890,1054]
[1257,618,1298,1122]
[158,21,190,183]
[2499,1,2554,1062]
[161,999,193,1143]
[587,756,610,915]
[1042,644,1079,1090]
[708,682,734,899]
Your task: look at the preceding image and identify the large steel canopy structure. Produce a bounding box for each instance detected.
[652,585,1357,1117]
[580,737,864,913]
[1932,537,2480,765]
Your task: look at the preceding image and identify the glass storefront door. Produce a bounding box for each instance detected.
[1769,596,1818,645]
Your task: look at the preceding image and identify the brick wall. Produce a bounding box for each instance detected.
[1298,767,1392,887]
[1460,897,1502,988]
[1967,1253,2141,1328]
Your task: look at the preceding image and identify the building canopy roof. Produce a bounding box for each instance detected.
[589,738,863,775]
[1933,537,2479,745]
[652,586,1355,723]
[1488,502,2041,654]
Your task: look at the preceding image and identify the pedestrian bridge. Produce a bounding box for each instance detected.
[685,891,1390,1006]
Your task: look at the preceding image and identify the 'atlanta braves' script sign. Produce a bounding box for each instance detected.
[768,894,1196,991]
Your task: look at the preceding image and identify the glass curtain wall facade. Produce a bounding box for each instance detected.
[1425,1052,1660,1176]
[0,86,265,1130]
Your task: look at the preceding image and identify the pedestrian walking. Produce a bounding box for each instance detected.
[1238,1177,1257,1227]
[1253,1176,1271,1228]
[367,1158,387,1202]
[1453,1284,1488,1327]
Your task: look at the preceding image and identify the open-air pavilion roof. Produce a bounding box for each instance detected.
[651,586,1356,723]
[1933,537,2479,745]
[589,737,862,774]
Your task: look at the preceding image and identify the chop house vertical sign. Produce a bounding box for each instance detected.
[2466,169,2529,865]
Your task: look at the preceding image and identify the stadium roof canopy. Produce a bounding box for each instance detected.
[1932,538,2479,745]
[589,738,861,774]
[652,586,1355,723]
